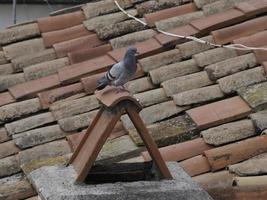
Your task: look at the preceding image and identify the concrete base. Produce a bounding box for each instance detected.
[28,162,213,200]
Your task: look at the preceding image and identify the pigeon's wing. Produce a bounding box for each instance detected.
[106,61,124,82]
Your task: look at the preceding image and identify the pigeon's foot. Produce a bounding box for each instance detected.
[115,85,127,93]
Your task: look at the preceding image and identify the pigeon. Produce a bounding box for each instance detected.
[96,47,139,91]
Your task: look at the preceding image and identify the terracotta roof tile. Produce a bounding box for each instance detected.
[144,3,198,27]
[235,0,267,17]
[38,82,84,109]
[141,138,212,162]
[0,140,20,159]
[81,72,105,94]
[0,51,8,65]
[0,127,10,143]
[68,44,112,64]
[124,77,155,94]
[9,74,60,99]
[193,0,215,9]
[263,62,267,74]
[202,0,240,16]
[0,155,20,178]
[250,110,267,133]
[0,73,26,92]
[212,16,267,45]
[180,155,211,176]
[217,66,266,94]
[42,24,92,48]
[190,8,245,33]
[186,96,251,129]
[108,38,162,61]
[37,11,85,33]
[253,47,267,63]
[57,55,115,83]
[204,135,267,171]
[53,34,104,58]
[0,63,14,75]
[155,24,199,46]
[0,92,15,107]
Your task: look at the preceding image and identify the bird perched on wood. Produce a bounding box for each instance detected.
[96,47,139,91]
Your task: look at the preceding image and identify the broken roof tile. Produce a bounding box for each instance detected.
[218,66,266,94]
[180,155,211,177]
[201,119,256,146]
[155,11,204,31]
[238,81,267,112]
[121,100,188,129]
[58,110,97,132]
[138,49,182,72]
[53,34,104,58]
[0,92,16,107]
[37,11,85,33]
[9,74,61,99]
[0,73,26,92]
[250,110,267,133]
[0,98,41,123]
[82,0,132,19]
[83,9,137,31]
[81,72,106,94]
[11,48,57,72]
[0,22,40,46]
[125,76,155,94]
[205,53,257,81]
[108,38,162,61]
[161,71,213,97]
[42,24,92,48]
[235,0,267,17]
[193,47,237,67]
[0,140,20,159]
[141,138,212,162]
[95,20,145,40]
[186,96,251,129]
[18,139,71,165]
[190,8,245,33]
[133,88,168,107]
[38,82,84,109]
[5,112,55,136]
[0,155,20,178]
[176,35,215,58]
[68,44,112,64]
[204,135,267,171]
[128,115,198,147]
[150,59,200,84]
[155,24,199,46]
[3,38,45,61]
[173,84,224,106]
[13,125,69,149]
[0,127,10,143]
[110,29,157,49]
[57,55,115,83]
[24,57,70,81]
[144,3,198,27]
[212,15,267,45]
[50,95,99,120]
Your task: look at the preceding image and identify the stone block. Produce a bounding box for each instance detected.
[129,115,198,147]
[176,35,214,58]
[110,29,157,49]
[205,53,257,81]
[0,98,41,123]
[138,49,182,72]
[0,23,40,45]
[28,162,212,200]
[162,71,213,97]
[238,81,267,111]
[24,57,69,81]
[11,48,57,72]
[201,119,256,146]
[149,59,200,84]
[173,84,224,106]
[5,112,55,135]
[58,110,98,132]
[0,73,26,92]
[0,155,20,177]
[83,9,137,31]
[18,139,71,165]
[218,67,266,94]
[50,95,99,120]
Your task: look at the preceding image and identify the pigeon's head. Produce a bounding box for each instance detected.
[126,47,139,56]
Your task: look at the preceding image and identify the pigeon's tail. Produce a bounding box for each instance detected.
[96,76,109,90]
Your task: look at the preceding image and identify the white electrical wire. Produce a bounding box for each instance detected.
[114,0,267,51]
